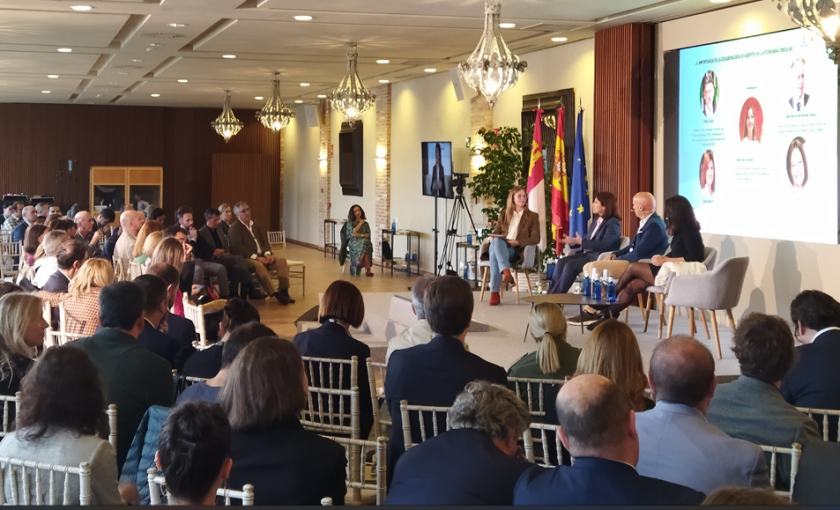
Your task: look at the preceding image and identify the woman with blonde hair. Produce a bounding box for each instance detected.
[132,220,164,261]
[134,231,163,268]
[40,258,114,337]
[0,293,47,396]
[574,319,653,412]
[218,203,233,233]
[150,237,191,316]
[483,186,540,306]
[509,303,580,380]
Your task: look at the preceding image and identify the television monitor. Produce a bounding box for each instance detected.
[421,141,454,199]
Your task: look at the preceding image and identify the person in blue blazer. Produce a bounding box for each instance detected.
[548,192,622,294]
[11,205,36,244]
[513,374,704,506]
[293,280,373,440]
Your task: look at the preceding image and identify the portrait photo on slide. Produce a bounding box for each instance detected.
[738,98,763,144]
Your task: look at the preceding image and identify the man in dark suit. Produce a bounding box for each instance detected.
[228,202,292,305]
[134,274,179,369]
[792,442,840,504]
[513,374,704,505]
[11,205,36,244]
[145,263,197,371]
[74,211,105,258]
[72,281,173,474]
[782,290,840,440]
[387,381,533,505]
[196,208,255,300]
[385,276,507,486]
[789,57,809,111]
[42,239,87,294]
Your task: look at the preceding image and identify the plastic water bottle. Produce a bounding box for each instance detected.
[461,261,467,279]
[592,274,602,301]
[607,274,617,302]
[466,233,473,245]
[391,220,396,233]
[581,273,591,297]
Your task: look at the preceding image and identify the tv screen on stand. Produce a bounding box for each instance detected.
[421,141,454,199]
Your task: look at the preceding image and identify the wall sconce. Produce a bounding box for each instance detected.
[319,153,328,171]
[375,146,387,169]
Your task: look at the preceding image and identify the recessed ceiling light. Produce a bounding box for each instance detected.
[41,90,50,94]
[177,79,188,83]
[117,72,128,75]
[222,54,236,59]
[500,23,516,28]
[168,23,187,28]
[295,100,303,103]
[317,94,327,98]
[424,68,436,73]
[48,75,59,79]
[294,15,312,21]
[151,93,160,97]
[147,43,163,47]
[70,5,92,11]
[551,37,568,42]
[379,79,390,83]
[255,96,263,100]
[131,59,144,62]
[376,59,390,64]
[300,83,310,87]
[57,48,72,53]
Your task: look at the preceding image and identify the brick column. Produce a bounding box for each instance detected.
[318,100,332,248]
[470,95,494,219]
[373,84,391,262]
[279,127,285,231]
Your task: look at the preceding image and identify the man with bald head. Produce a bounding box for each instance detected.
[514,374,704,505]
[635,336,769,494]
[11,205,37,243]
[74,210,105,258]
[113,210,145,264]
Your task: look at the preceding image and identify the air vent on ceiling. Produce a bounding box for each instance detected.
[141,32,187,39]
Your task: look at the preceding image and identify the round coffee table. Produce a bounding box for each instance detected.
[521,294,608,336]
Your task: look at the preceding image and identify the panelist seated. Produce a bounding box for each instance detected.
[547,191,622,295]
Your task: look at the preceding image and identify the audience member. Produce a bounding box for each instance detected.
[42,239,87,293]
[66,203,83,219]
[635,336,769,494]
[0,293,46,396]
[221,337,347,505]
[294,280,373,438]
[12,205,36,243]
[73,281,173,473]
[135,231,163,267]
[181,298,260,378]
[156,402,232,506]
[387,381,532,505]
[41,258,113,336]
[509,302,579,380]
[385,276,507,485]
[133,275,179,368]
[95,208,116,236]
[147,207,166,224]
[574,319,653,412]
[513,374,704,505]
[387,275,453,362]
[1,201,22,232]
[197,208,253,299]
[782,290,840,440]
[145,263,196,353]
[161,225,201,294]
[32,230,68,288]
[49,218,77,238]
[113,210,145,264]
[178,206,230,299]
[218,203,233,232]
[789,441,840,504]
[23,224,47,267]
[0,346,122,505]
[131,220,163,263]
[150,237,192,317]
[74,211,105,258]
[0,283,23,298]
[48,204,61,216]
[702,487,791,506]
[228,201,293,305]
[177,322,274,406]
[33,202,49,218]
[707,312,821,488]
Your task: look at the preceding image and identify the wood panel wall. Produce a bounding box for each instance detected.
[211,154,273,230]
[0,103,282,229]
[593,23,655,236]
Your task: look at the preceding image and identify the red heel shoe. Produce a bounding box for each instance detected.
[489,292,501,306]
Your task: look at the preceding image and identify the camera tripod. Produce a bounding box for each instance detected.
[434,176,477,276]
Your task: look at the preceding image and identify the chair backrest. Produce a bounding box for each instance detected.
[702,246,718,271]
[113,257,130,283]
[508,377,565,418]
[0,242,21,280]
[146,468,254,505]
[399,400,452,450]
[44,328,85,348]
[0,232,10,244]
[666,256,749,310]
[128,262,144,280]
[517,245,538,270]
[324,435,388,505]
[182,294,207,346]
[0,393,21,438]
[267,231,286,251]
[106,404,117,453]
[0,457,92,505]
[618,236,630,250]
[300,356,360,439]
[365,359,387,438]
[521,422,568,467]
[760,443,802,501]
[796,407,840,442]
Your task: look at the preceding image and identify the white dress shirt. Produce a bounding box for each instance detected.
[506,210,524,241]
[240,220,271,260]
[33,257,58,288]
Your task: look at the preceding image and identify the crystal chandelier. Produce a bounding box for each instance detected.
[211,90,244,143]
[459,1,527,109]
[256,73,294,132]
[330,43,376,127]
[773,0,840,62]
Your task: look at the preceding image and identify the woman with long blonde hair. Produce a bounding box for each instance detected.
[509,302,580,380]
[150,237,190,316]
[40,258,114,337]
[484,186,540,306]
[135,231,163,267]
[0,294,47,396]
[132,220,164,261]
[574,319,653,412]
[218,203,233,234]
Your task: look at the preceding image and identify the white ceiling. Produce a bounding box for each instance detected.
[0,0,757,108]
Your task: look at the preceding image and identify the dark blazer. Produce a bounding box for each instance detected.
[41,270,70,293]
[513,457,705,505]
[181,343,223,379]
[668,226,705,262]
[293,321,373,439]
[789,94,810,110]
[72,328,173,473]
[164,312,197,372]
[11,221,27,244]
[137,320,179,369]
[613,212,669,262]
[385,335,507,486]
[386,428,532,505]
[228,219,273,260]
[781,329,840,441]
[579,216,622,254]
[76,231,102,258]
[196,224,230,262]
[792,441,840,505]
[227,418,347,506]
[102,228,119,262]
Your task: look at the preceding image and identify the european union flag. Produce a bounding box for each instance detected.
[569,109,590,238]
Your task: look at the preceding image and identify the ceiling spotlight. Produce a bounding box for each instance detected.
[295,100,303,103]
[41,90,51,94]
[551,37,568,42]
[379,79,390,83]
[222,54,236,59]
[177,79,188,83]
[294,15,313,21]
[376,59,390,64]
[168,23,187,28]
[499,22,516,28]
[57,48,72,53]
[48,75,59,79]
[424,68,436,73]
[131,59,144,63]
[300,83,310,87]
[255,96,263,100]
[317,94,327,98]
[151,93,160,97]
[147,43,163,47]
[70,5,92,11]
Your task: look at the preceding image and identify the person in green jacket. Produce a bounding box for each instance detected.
[509,303,580,381]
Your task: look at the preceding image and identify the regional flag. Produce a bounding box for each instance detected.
[551,106,570,254]
[569,109,590,240]
[527,109,547,252]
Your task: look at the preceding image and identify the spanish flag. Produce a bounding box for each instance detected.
[552,107,570,254]
[527,109,546,252]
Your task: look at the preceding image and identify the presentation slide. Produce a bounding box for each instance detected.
[666,28,839,244]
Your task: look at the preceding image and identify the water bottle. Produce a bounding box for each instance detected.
[581,273,591,297]
[592,274,602,301]
[466,233,472,245]
[607,274,617,302]
[461,261,467,279]
[391,220,396,233]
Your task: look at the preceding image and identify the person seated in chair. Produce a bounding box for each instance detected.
[197,208,255,300]
[133,275,180,369]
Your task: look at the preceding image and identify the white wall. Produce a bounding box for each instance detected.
[282,106,321,246]
[656,2,839,320]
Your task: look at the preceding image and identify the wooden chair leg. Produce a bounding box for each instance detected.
[643,293,653,333]
[637,294,646,322]
[479,267,489,302]
[689,308,696,337]
[513,270,521,304]
[657,295,666,339]
[624,308,629,323]
[699,310,710,339]
[726,309,736,330]
[710,310,722,359]
[525,270,533,296]
[667,306,676,338]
